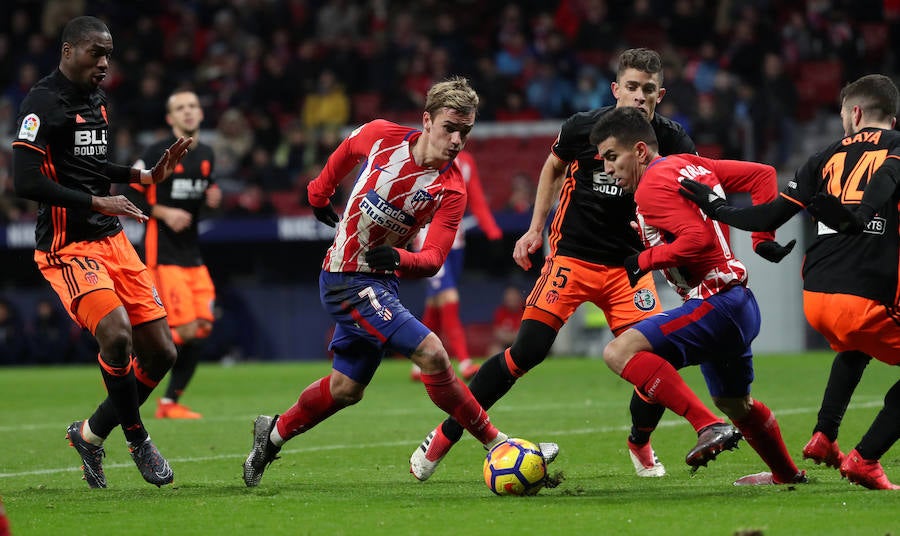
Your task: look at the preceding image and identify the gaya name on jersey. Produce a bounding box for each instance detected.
[73,128,107,156]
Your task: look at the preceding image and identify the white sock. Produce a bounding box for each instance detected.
[485,431,508,450]
[160,397,175,404]
[82,420,104,446]
[269,419,285,447]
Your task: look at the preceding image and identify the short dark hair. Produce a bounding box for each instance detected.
[589,107,658,149]
[61,16,109,46]
[840,74,900,122]
[617,48,663,86]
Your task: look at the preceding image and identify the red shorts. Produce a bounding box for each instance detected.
[804,290,900,365]
[522,255,661,334]
[35,231,166,329]
[152,264,215,328]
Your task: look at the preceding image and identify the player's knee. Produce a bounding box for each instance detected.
[329,378,365,407]
[602,338,631,375]
[411,333,452,373]
[96,325,132,365]
[712,396,752,420]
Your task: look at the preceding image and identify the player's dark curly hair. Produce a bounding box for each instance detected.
[617,48,663,86]
[840,74,900,122]
[61,16,109,46]
[589,106,659,149]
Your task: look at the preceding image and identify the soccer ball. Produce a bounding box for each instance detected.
[483,438,547,496]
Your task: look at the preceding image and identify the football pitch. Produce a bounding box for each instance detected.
[1,352,896,535]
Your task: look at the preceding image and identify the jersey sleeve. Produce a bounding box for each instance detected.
[550,117,578,163]
[307,121,377,208]
[396,189,466,278]
[12,89,64,155]
[636,177,711,270]
[782,153,825,208]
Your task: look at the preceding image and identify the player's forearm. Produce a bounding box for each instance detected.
[858,156,900,220]
[528,156,564,232]
[12,147,92,209]
[715,197,797,232]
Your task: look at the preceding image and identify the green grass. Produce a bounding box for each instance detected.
[1,352,897,536]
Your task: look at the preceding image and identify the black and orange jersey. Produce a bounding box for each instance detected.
[125,137,215,267]
[783,127,900,303]
[549,106,696,265]
[12,70,121,252]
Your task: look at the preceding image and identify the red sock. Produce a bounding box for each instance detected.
[277,375,339,442]
[422,366,497,444]
[620,351,721,433]
[732,400,799,482]
[422,304,440,334]
[439,302,470,362]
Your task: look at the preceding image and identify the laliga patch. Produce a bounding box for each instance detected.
[633,288,656,311]
[18,113,40,141]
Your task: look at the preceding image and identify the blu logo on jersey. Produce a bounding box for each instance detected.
[359,190,416,234]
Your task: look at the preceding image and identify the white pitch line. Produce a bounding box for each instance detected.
[0,400,884,480]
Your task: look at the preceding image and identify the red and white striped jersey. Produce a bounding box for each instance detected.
[308,119,467,276]
[634,155,778,300]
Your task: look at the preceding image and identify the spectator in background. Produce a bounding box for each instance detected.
[495,90,541,122]
[573,0,620,52]
[227,182,275,218]
[210,107,254,190]
[302,69,350,148]
[505,171,536,214]
[526,61,573,119]
[0,298,28,364]
[755,53,798,168]
[572,66,613,112]
[487,286,525,357]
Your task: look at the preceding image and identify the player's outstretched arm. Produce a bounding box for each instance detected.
[140,136,192,185]
[513,154,565,270]
[679,179,797,232]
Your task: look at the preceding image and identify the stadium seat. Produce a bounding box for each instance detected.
[352,92,382,124]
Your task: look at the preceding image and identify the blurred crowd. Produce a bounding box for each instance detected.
[0,0,897,223]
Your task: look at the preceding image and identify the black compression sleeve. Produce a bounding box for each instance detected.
[12,146,93,209]
[714,196,800,232]
[106,162,135,183]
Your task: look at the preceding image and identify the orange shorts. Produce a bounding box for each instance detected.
[35,231,166,329]
[522,255,661,334]
[804,290,900,365]
[151,264,215,328]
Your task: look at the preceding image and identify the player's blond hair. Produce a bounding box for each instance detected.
[424,76,479,118]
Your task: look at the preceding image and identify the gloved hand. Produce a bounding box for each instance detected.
[807,193,865,234]
[365,245,401,271]
[754,239,796,263]
[678,179,726,219]
[313,202,340,227]
[623,253,647,288]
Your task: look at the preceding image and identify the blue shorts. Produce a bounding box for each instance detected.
[425,248,463,297]
[633,285,761,398]
[320,271,431,384]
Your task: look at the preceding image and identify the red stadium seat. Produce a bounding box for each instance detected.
[352,93,382,123]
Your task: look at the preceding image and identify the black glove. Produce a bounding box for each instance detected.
[313,202,340,227]
[678,179,727,219]
[623,253,647,288]
[807,193,864,234]
[365,245,401,271]
[754,239,796,263]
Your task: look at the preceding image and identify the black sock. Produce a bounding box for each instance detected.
[855,379,900,460]
[814,351,871,441]
[89,358,167,439]
[98,361,147,445]
[628,390,666,445]
[441,351,517,442]
[165,341,201,402]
